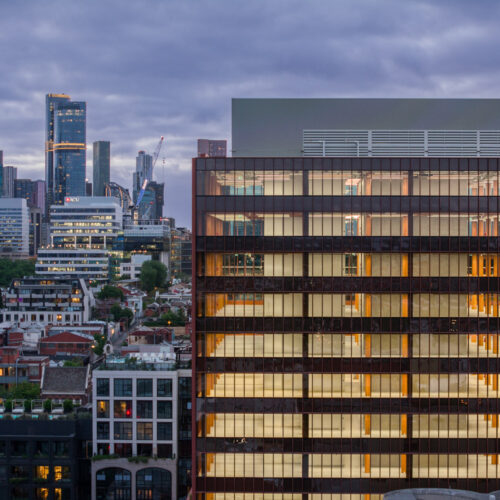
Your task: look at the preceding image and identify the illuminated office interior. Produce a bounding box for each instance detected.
[194,158,500,498]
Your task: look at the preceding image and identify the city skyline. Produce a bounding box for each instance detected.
[1,0,499,227]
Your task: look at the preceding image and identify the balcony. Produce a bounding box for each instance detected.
[44,302,56,307]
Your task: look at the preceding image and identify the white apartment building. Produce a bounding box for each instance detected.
[36,197,122,282]
[119,253,151,280]
[91,349,191,499]
[0,276,94,326]
[0,198,29,257]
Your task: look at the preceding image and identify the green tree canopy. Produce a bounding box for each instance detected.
[110,304,134,325]
[140,260,167,292]
[0,259,36,288]
[97,285,124,300]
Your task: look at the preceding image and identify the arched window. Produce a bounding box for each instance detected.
[96,467,131,500]
[136,467,172,500]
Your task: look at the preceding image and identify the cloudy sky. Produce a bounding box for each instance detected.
[0,0,498,227]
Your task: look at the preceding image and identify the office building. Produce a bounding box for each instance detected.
[91,349,191,500]
[2,166,17,198]
[0,419,91,500]
[32,180,46,215]
[197,139,227,158]
[121,221,170,265]
[86,181,92,196]
[14,178,33,204]
[36,197,122,282]
[45,93,86,207]
[133,150,153,204]
[29,207,43,256]
[170,227,191,279]
[93,141,110,197]
[0,198,29,257]
[193,98,500,498]
[0,275,93,325]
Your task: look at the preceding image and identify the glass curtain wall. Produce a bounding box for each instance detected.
[195,157,500,498]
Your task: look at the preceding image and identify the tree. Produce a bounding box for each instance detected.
[110,303,123,322]
[140,260,167,292]
[63,399,74,413]
[97,285,124,301]
[92,334,107,356]
[43,399,52,413]
[110,304,134,326]
[0,258,36,288]
[9,382,40,400]
[122,307,134,326]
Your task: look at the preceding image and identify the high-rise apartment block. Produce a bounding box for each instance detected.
[45,93,86,207]
[0,198,29,257]
[193,99,500,498]
[93,141,110,197]
[2,166,17,198]
[197,139,227,158]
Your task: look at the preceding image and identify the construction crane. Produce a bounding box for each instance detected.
[135,136,164,209]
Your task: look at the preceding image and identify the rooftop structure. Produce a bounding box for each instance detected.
[232,98,500,157]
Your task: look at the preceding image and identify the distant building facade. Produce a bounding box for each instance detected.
[170,227,191,278]
[197,139,227,158]
[36,197,122,282]
[0,198,29,257]
[93,141,110,197]
[0,275,93,326]
[45,93,86,207]
[2,166,17,198]
[133,151,153,204]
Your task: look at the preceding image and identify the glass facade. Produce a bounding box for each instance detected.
[45,94,86,207]
[194,157,500,497]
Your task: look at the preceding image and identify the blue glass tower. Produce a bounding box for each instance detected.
[45,94,86,207]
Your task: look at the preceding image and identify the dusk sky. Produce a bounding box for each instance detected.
[0,0,498,227]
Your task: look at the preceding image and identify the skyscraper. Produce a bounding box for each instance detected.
[45,93,86,207]
[14,178,34,204]
[93,141,110,197]
[2,166,17,198]
[137,181,164,220]
[31,180,46,216]
[133,150,153,203]
[193,98,500,498]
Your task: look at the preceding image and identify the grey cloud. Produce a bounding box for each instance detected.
[1,0,500,226]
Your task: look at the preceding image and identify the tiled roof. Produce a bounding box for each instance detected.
[41,331,93,343]
[41,366,88,395]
